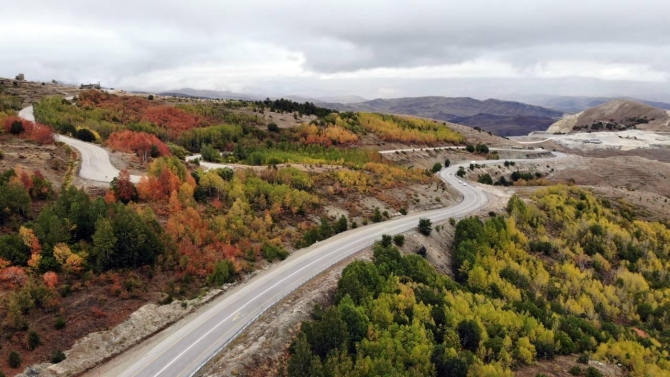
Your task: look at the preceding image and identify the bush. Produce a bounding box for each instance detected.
[399,208,407,215]
[200,143,222,162]
[25,330,40,350]
[431,162,442,173]
[206,260,236,286]
[569,366,583,375]
[477,173,493,185]
[51,350,66,363]
[393,234,405,246]
[448,218,456,226]
[8,351,21,368]
[417,246,427,257]
[465,144,475,153]
[267,123,279,132]
[418,218,432,235]
[380,235,393,247]
[444,158,450,167]
[577,353,589,364]
[75,128,96,142]
[488,211,496,217]
[9,120,24,135]
[585,367,603,377]
[55,316,66,330]
[372,208,382,223]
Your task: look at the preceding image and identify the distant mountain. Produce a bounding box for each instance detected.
[160,88,261,100]
[448,114,557,137]
[286,95,368,104]
[514,94,670,114]
[547,99,670,133]
[321,96,563,136]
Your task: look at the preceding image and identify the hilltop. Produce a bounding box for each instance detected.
[515,94,670,114]
[320,96,563,136]
[547,99,670,133]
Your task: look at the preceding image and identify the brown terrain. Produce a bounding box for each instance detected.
[547,99,670,133]
[0,77,81,107]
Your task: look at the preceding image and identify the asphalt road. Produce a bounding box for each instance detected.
[118,152,566,377]
[19,104,565,376]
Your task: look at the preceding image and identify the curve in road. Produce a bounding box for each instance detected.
[118,152,566,377]
[20,104,566,376]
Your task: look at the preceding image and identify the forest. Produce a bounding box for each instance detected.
[282,186,670,377]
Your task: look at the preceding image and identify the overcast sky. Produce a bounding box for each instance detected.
[3,0,670,100]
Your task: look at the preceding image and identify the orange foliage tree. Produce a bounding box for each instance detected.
[141,106,200,140]
[107,130,170,164]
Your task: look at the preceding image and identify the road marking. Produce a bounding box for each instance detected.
[232,311,240,321]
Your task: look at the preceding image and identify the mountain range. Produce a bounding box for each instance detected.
[317,96,564,136]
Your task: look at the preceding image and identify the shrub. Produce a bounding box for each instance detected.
[448,218,456,226]
[569,366,583,375]
[431,162,442,173]
[372,208,382,223]
[418,218,432,235]
[8,351,21,368]
[200,143,222,162]
[488,211,496,217]
[465,144,475,153]
[585,367,603,377]
[75,128,96,142]
[417,246,427,257]
[206,260,236,286]
[267,123,279,132]
[577,353,589,364]
[55,316,66,330]
[399,208,407,215]
[380,235,393,247]
[477,173,493,185]
[10,120,24,135]
[51,350,66,363]
[444,158,450,167]
[393,234,405,246]
[25,330,40,350]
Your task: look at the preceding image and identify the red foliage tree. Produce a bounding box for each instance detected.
[141,106,200,140]
[1,116,54,144]
[112,170,137,203]
[107,130,170,164]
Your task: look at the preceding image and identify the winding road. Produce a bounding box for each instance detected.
[20,104,566,377]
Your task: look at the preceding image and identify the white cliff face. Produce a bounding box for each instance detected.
[547,111,582,133]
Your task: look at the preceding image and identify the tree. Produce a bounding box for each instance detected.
[444,158,451,167]
[107,131,170,163]
[335,215,348,233]
[206,259,236,286]
[75,128,96,142]
[111,170,137,203]
[8,351,21,368]
[431,162,443,173]
[287,334,313,377]
[268,122,279,132]
[393,234,405,246]
[457,320,482,352]
[200,143,221,162]
[418,218,432,235]
[478,173,493,185]
[25,330,40,350]
[457,166,466,178]
[372,208,382,223]
[465,144,475,153]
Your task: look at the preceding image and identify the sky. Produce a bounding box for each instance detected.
[2,0,670,101]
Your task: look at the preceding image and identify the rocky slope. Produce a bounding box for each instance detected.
[547,99,670,133]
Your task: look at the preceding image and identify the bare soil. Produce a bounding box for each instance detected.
[515,355,624,377]
[0,136,71,190]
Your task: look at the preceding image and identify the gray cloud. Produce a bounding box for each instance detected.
[2,0,670,98]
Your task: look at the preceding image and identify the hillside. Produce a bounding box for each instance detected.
[547,99,670,133]
[517,94,670,114]
[321,96,563,136]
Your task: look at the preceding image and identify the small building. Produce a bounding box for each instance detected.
[80,82,101,89]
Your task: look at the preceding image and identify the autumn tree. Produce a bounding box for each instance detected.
[107,130,170,164]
